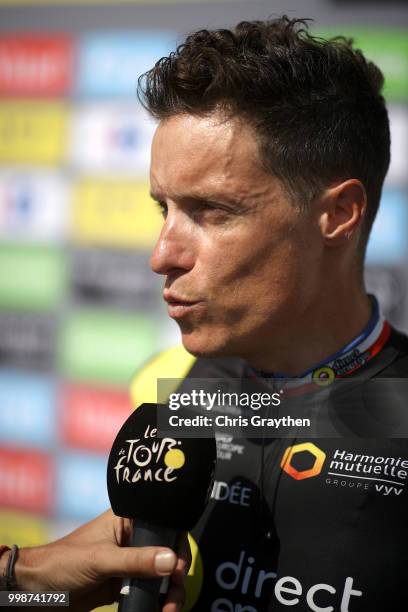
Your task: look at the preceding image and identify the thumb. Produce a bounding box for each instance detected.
[93,544,177,579]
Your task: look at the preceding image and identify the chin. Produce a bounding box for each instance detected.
[181,337,221,358]
[180,329,239,359]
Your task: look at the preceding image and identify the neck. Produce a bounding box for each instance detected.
[246,288,373,376]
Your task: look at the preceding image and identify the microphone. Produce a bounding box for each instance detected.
[107,402,216,611]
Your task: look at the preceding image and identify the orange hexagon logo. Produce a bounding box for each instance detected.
[281,442,326,480]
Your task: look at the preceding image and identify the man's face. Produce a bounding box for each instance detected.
[150,113,323,362]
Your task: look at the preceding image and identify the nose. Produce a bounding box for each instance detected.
[150,212,195,276]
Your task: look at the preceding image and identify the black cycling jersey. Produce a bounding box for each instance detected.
[181,327,408,612]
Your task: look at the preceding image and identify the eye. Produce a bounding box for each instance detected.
[195,203,212,214]
[192,202,231,224]
[154,200,168,218]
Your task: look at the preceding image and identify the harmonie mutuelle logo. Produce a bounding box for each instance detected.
[280,442,326,481]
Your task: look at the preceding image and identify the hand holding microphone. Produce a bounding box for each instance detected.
[1,508,189,612]
[107,402,216,612]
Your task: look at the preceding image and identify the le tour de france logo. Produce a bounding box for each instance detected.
[281,442,326,481]
[113,424,186,484]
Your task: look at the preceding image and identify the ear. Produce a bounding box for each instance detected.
[319,179,367,246]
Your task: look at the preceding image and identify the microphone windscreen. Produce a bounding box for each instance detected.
[107,403,216,530]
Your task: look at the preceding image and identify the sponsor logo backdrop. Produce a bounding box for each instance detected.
[0,27,175,555]
[0,15,406,612]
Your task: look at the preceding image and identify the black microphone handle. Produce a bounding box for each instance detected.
[118,519,179,612]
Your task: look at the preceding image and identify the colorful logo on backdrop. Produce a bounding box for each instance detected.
[0,172,68,241]
[315,27,408,102]
[0,449,53,514]
[0,312,56,367]
[57,453,110,520]
[0,244,66,310]
[366,189,408,265]
[70,248,160,310]
[0,103,67,164]
[0,511,48,547]
[387,107,408,186]
[60,309,159,385]
[77,32,176,97]
[0,35,73,96]
[69,105,154,174]
[61,384,132,452]
[71,180,162,248]
[0,370,56,447]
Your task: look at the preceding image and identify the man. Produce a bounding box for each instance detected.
[2,16,407,611]
[136,16,408,611]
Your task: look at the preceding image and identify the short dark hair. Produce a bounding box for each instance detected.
[138,16,390,251]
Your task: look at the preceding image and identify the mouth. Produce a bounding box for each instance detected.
[163,293,203,318]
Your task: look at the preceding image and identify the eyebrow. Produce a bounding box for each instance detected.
[149,191,243,209]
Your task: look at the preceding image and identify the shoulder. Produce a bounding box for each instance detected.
[388,326,408,352]
[380,326,408,376]
[130,345,196,406]
[130,346,246,406]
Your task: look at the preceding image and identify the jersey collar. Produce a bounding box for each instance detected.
[251,296,391,395]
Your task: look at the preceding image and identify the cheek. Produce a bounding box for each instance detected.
[197,218,314,302]
[222,238,301,294]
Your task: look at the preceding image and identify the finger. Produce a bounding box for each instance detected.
[162,582,186,612]
[112,514,133,546]
[172,532,192,585]
[92,544,177,579]
[177,532,191,561]
[61,509,114,544]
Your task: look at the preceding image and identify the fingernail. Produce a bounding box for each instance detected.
[155,551,176,575]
